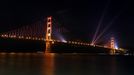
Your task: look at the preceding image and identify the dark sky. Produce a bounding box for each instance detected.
[0,0,134,47]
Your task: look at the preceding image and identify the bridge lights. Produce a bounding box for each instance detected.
[32,37,35,40]
[10,35,13,38]
[74,42,77,44]
[41,38,44,40]
[29,37,31,39]
[72,41,74,44]
[21,36,24,38]
[26,37,28,39]
[18,36,21,39]
[68,41,71,43]
[5,35,7,37]
[1,35,3,37]
[48,33,51,36]
[35,37,38,40]
[52,41,54,44]
[1,34,8,38]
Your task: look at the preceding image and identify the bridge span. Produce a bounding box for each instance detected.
[0,16,126,55]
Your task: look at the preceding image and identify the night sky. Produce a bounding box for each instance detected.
[0,0,134,48]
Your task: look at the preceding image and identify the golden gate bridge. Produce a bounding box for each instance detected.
[0,16,126,55]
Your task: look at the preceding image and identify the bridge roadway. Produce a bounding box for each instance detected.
[0,34,125,54]
[51,41,125,55]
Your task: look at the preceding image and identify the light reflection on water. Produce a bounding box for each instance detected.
[43,53,55,75]
[0,53,133,75]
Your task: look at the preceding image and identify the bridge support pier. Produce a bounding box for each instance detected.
[110,49,116,55]
[45,41,52,53]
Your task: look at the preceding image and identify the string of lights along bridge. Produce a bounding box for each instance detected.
[0,16,125,54]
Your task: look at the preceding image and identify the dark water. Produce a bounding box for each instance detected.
[0,53,134,75]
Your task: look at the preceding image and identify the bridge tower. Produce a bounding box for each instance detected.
[110,37,116,55]
[45,16,52,53]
